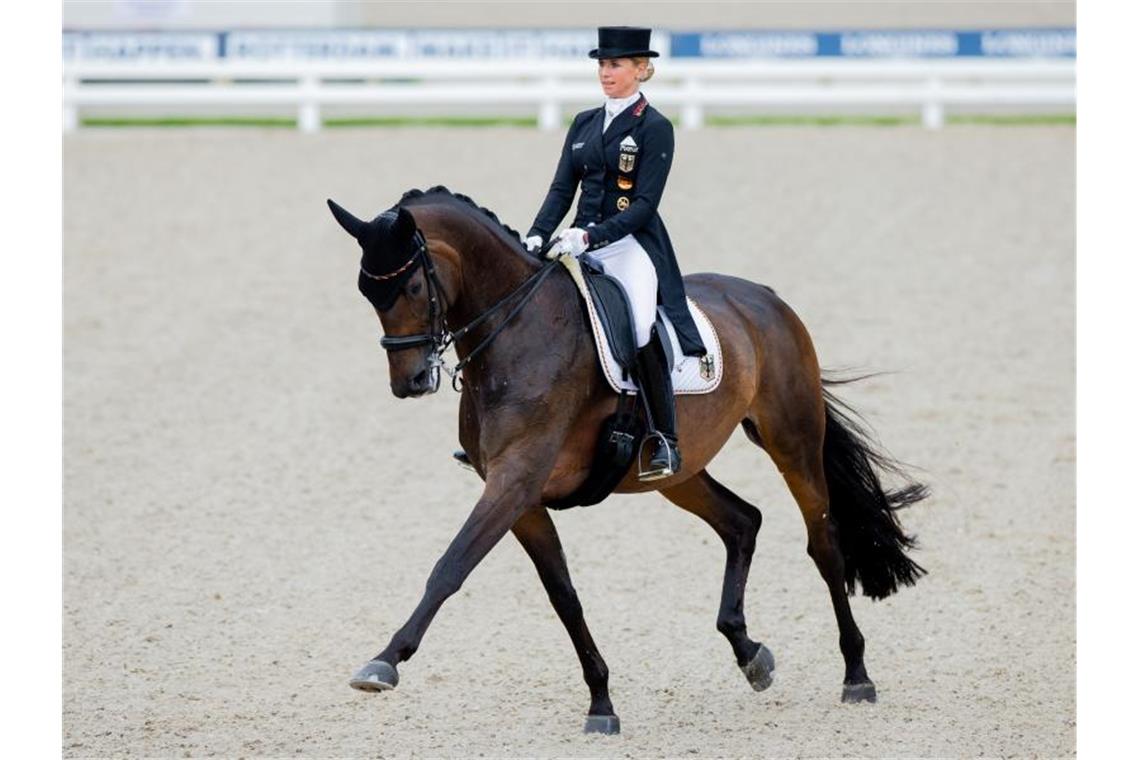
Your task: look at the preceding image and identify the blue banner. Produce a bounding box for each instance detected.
[671,28,1075,58]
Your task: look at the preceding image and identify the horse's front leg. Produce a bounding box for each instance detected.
[349,463,541,691]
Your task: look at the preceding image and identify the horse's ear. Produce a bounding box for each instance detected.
[327,199,369,241]
[393,206,417,241]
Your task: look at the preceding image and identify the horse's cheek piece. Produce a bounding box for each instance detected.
[374,229,561,394]
[373,231,456,393]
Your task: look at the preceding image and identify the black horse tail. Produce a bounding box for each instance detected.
[821,378,929,600]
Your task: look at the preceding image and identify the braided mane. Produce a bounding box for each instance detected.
[396,186,526,251]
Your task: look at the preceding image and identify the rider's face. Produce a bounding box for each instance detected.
[598,58,642,99]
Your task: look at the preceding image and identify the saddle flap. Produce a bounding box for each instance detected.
[546,391,643,510]
[582,265,638,372]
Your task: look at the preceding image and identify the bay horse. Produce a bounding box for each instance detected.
[327,187,927,734]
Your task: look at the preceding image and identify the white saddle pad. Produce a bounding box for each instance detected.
[559,255,723,395]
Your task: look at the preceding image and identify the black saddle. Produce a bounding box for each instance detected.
[579,254,674,376]
[579,254,638,376]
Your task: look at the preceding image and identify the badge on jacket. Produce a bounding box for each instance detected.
[616,176,633,190]
[616,196,630,211]
[618,135,638,173]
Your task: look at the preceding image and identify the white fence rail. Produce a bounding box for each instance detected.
[63,58,1075,131]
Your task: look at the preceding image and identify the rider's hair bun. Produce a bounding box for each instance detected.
[635,59,655,83]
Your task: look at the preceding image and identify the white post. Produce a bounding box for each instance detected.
[63,75,78,132]
[680,76,703,129]
[921,76,945,130]
[539,76,560,130]
[298,74,320,133]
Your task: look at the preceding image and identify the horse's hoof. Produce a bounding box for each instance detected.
[740,643,776,691]
[583,714,621,735]
[349,660,399,692]
[841,680,877,704]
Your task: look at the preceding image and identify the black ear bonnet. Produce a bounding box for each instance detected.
[327,200,425,312]
[356,210,426,312]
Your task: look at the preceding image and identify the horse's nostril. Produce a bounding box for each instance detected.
[412,369,430,388]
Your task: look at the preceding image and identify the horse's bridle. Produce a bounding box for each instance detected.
[368,229,561,392]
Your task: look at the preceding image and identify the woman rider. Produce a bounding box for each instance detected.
[525,26,707,481]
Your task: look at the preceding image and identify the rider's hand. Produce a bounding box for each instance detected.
[524,235,543,254]
[552,228,589,258]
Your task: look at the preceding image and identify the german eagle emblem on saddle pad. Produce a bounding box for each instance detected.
[559,255,723,395]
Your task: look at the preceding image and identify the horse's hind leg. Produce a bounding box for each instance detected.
[750,405,877,704]
[660,470,775,691]
[511,507,619,734]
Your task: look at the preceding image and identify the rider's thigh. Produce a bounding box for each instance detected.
[591,235,658,347]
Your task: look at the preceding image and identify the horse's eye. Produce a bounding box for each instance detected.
[409,282,423,296]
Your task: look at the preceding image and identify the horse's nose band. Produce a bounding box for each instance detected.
[378,333,436,351]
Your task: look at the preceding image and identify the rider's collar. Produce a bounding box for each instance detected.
[604,91,641,119]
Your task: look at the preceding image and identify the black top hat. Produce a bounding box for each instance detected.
[588,26,660,59]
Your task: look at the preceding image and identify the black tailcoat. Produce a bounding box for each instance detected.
[527,94,706,357]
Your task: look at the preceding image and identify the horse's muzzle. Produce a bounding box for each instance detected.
[392,365,440,398]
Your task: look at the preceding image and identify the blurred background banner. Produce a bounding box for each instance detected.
[671,28,1076,58]
[63,28,1075,62]
[61,0,1076,130]
[61,28,605,61]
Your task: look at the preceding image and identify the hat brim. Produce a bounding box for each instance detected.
[589,48,660,59]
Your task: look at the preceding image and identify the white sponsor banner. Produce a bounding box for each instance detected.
[406,29,597,59]
[63,31,218,61]
[224,30,405,60]
[224,29,599,60]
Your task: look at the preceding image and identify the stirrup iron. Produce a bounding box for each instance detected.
[637,431,678,481]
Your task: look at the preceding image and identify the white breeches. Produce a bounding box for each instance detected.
[588,234,659,348]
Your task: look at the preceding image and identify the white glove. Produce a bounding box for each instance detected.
[524,235,543,253]
[552,227,589,258]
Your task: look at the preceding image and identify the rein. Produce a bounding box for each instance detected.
[373,234,560,392]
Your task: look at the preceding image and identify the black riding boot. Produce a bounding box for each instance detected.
[634,330,681,481]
